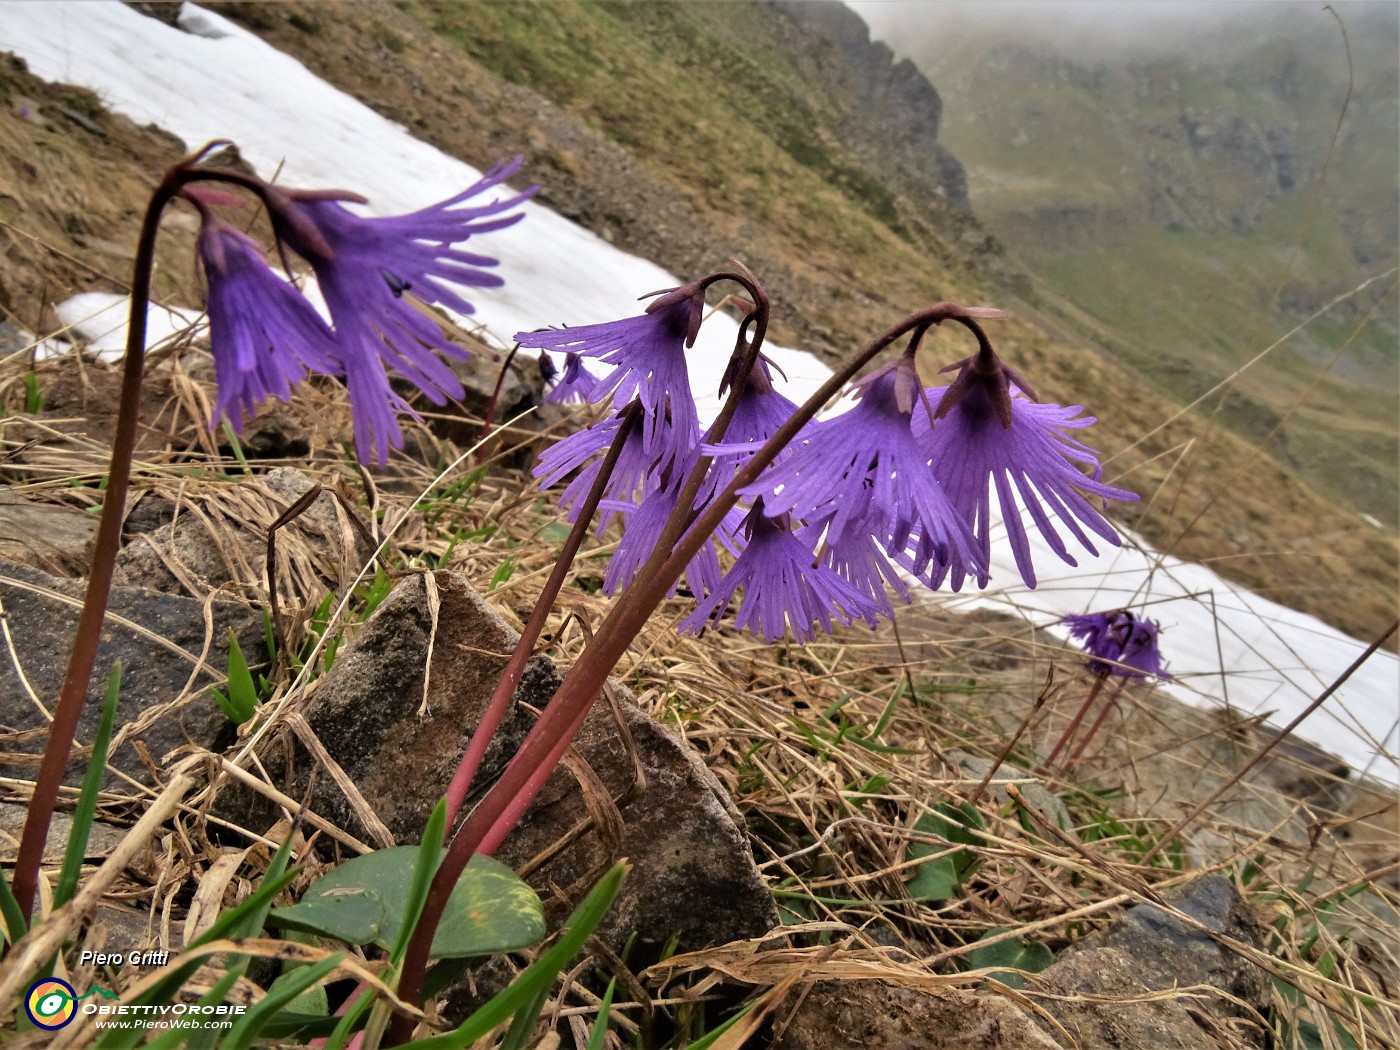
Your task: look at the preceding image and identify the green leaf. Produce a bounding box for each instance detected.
[404,862,626,1050]
[906,802,986,901]
[271,848,544,959]
[222,953,342,1046]
[585,979,615,1050]
[266,966,330,1017]
[968,930,1053,988]
[904,854,960,901]
[54,664,121,908]
[224,632,259,723]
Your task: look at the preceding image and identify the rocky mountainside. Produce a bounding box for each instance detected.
[877,4,1399,525]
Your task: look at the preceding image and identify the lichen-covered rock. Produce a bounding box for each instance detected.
[1063,876,1270,1016]
[1029,876,1270,1048]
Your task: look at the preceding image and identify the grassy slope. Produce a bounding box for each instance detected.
[24,1,1400,642]
[905,17,1400,526]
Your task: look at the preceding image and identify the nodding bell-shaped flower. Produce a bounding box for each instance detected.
[194,213,341,432]
[514,284,705,479]
[742,355,985,597]
[681,506,880,643]
[914,338,1138,589]
[543,353,604,405]
[1063,610,1170,680]
[265,157,535,464]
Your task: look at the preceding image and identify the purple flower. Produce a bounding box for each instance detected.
[534,410,657,532]
[601,476,739,598]
[915,345,1138,589]
[701,356,799,501]
[195,218,340,431]
[268,158,534,464]
[743,359,984,592]
[1063,610,1169,680]
[682,509,879,643]
[544,353,604,405]
[514,287,704,474]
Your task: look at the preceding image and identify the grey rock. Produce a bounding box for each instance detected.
[0,491,97,575]
[1030,947,1221,1049]
[1065,875,1270,1015]
[941,749,1072,831]
[0,560,260,790]
[772,979,1060,1050]
[0,801,127,864]
[223,570,776,963]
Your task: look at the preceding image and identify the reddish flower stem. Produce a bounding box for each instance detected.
[442,403,641,827]
[388,304,997,1037]
[9,147,298,924]
[1041,671,1108,771]
[9,175,183,921]
[1064,675,1130,768]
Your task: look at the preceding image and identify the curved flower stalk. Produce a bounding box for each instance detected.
[267,157,536,463]
[12,143,534,927]
[912,336,1138,589]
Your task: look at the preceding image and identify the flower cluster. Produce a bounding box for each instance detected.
[1063,609,1170,679]
[525,277,1141,645]
[189,158,534,465]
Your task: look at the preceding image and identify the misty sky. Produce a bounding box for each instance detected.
[848,1,1396,61]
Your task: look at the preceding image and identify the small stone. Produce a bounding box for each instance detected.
[0,802,127,864]
[0,491,97,575]
[772,979,1060,1050]
[1030,947,1220,1049]
[941,749,1072,831]
[1065,875,1270,1015]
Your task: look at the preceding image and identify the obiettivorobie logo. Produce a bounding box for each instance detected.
[24,978,118,1031]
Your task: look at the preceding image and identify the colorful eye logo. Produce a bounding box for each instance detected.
[25,978,77,1030]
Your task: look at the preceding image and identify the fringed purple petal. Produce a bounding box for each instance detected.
[681,515,879,642]
[915,384,1138,589]
[198,221,339,432]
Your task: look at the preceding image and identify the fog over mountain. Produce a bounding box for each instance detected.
[850,1,1398,63]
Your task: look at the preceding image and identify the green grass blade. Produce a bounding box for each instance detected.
[223,632,259,723]
[221,953,343,1046]
[498,985,550,1050]
[54,663,122,908]
[0,866,26,945]
[682,1000,758,1050]
[411,861,627,1050]
[391,800,447,967]
[321,988,375,1050]
[584,979,615,1050]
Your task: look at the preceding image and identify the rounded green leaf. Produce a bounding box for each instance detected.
[271,848,545,959]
